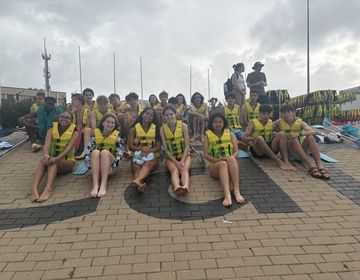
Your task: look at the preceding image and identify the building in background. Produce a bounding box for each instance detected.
[0,86,66,105]
[340,86,360,111]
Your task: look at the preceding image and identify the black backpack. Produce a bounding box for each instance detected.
[223,78,233,95]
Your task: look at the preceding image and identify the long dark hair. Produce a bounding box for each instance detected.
[191,92,204,106]
[208,112,228,132]
[132,108,160,141]
[176,93,187,105]
[148,94,159,107]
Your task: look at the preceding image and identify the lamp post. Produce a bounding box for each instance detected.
[42,38,51,96]
[307,0,310,95]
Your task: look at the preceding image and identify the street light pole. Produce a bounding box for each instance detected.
[307,0,310,95]
[42,38,51,96]
[78,46,83,94]
[140,57,143,100]
[113,52,116,94]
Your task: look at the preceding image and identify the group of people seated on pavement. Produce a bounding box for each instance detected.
[22,86,330,207]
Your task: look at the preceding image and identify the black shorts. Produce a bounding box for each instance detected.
[249,141,272,158]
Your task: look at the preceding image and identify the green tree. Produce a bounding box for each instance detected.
[0,99,33,129]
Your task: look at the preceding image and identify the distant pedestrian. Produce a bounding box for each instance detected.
[246,62,268,104]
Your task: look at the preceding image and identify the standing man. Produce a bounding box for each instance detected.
[246,62,268,104]
[231,63,246,108]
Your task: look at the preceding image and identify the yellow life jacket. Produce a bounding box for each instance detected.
[135,123,160,158]
[192,102,207,115]
[94,108,114,123]
[279,117,305,143]
[176,104,185,116]
[245,101,260,122]
[163,121,185,159]
[252,119,273,143]
[50,122,76,161]
[206,128,233,159]
[31,103,39,112]
[94,128,119,157]
[224,104,241,129]
[72,108,89,127]
[84,101,98,111]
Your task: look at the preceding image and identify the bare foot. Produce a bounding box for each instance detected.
[190,136,196,143]
[287,163,298,171]
[97,187,107,197]
[137,182,146,193]
[279,162,291,171]
[234,191,245,204]
[222,197,232,207]
[37,188,52,202]
[30,191,39,202]
[90,186,99,197]
[174,186,183,196]
[181,186,190,194]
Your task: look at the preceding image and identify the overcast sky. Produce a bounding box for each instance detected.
[1,0,359,102]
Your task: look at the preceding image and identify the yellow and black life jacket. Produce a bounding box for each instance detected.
[72,108,89,127]
[245,101,260,122]
[135,123,160,158]
[252,119,273,143]
[94,108,114,123]
[84,101,98,111]
[31,103,39,112]
[279,117,305,142]
[163,121,185,159]
[206,128,233,160]
[192,102,207,115]
[224,104,241,129]
[94,128,119,157]
[50,122,76,161]
[176,104,185,116]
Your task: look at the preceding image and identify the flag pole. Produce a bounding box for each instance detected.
[189,65,192,102]
[207,68,210,101]
[113,52,116,93]
[78,46,83,94]
[140,57,143,100]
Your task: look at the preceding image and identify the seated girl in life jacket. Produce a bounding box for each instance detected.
[31,111,78,202]
[160,106,191,195]
[84,114,125,197]
[203,113,245,207]
[188,92,209,143]
[127,108,161,192]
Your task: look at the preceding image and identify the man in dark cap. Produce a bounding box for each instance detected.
[246,62,268,104]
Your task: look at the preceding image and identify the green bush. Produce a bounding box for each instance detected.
[0,99,33,129]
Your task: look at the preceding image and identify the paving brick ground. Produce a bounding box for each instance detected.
[0,141,360,279]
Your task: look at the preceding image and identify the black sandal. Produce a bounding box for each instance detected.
[308,167,322,178]
[318,168,331,180]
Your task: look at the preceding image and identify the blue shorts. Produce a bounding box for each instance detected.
[231,128,244,140]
